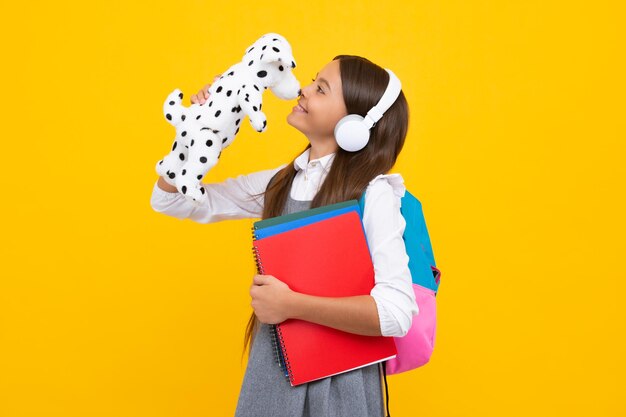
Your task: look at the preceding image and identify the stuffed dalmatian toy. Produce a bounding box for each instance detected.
[155,32,301,204]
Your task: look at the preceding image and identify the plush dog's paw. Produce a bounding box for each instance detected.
[159,168,178,187]
[180,184,207,205]
[163,89,185,126]
[250,114,268,132]
[155,150,178,184]
[155,158,167,178]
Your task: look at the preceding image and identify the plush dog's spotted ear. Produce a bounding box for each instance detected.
[258,40,296,69]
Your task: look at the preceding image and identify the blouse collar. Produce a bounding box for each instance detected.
[293,148,337,172]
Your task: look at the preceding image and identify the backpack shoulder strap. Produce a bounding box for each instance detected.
[401,189,441,292]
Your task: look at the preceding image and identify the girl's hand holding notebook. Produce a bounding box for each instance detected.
[249,273,295,325]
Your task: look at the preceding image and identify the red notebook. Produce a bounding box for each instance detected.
[252,209,397,386]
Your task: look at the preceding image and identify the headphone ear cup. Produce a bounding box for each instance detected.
[334,114,371,152]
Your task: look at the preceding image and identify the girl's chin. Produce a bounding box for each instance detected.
[287,112,303,123]
[286,115,306,132]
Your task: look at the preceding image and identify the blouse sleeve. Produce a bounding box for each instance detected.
[150,163,288,223]
[362,173,419,337]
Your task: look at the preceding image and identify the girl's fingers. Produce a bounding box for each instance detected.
[191,76,221,105]
[202,77,220,99]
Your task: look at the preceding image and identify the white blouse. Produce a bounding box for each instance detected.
[150,148,419,337]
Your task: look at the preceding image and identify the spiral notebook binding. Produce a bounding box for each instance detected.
[251,224,289,379]
[270,324,289,378]
[275,324,294,385]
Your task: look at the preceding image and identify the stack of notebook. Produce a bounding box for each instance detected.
[251,198,397,386]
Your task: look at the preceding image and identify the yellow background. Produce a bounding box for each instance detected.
[1,0,624,416]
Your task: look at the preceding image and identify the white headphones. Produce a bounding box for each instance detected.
[334,68,402,152]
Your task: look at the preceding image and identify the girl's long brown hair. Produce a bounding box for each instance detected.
[242,54,410,362]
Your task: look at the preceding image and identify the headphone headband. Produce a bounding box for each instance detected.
[362,69,402,129]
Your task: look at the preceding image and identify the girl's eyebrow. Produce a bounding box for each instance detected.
[315,72,332,91]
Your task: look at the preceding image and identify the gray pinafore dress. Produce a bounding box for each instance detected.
[234,192,386,417]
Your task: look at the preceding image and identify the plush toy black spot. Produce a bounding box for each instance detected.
[228,71,234,76]
[169,100,175,105]
[291,61,296,68]
[197,174,202,180]
[201,187,205,194]
[262,45,267,50]
[179,153,184,161]
[279,65,284,71]
[200,156,207,163]
[257,70,267,78]
[263,120,267,128]
[182,185,187,194]
[253,85,259,91]
[178,92,183,99]
[172,141,177,150]
[222,137,227,143]
[182,131,187,137]
[215,110,221,117]
[236,119,241,125]
[248,60,253,66]
[253,106,258,111]
[273,47,280,52]
[181,114,186,121]
[206,139,213,147]
[166,113,172,121]
[226,90,232,96]
[196,115,201,120]
[216,86,223,93]
[168,171,175,179]
[208,101,213,107]
[182,169,186,175]
[190,139,194,146]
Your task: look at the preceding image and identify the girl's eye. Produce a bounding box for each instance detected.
[311,78,324,94]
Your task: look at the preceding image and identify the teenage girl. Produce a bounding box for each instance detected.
[151,55,418,417]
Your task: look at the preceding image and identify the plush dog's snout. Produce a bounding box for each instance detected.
[298,89,302,96]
